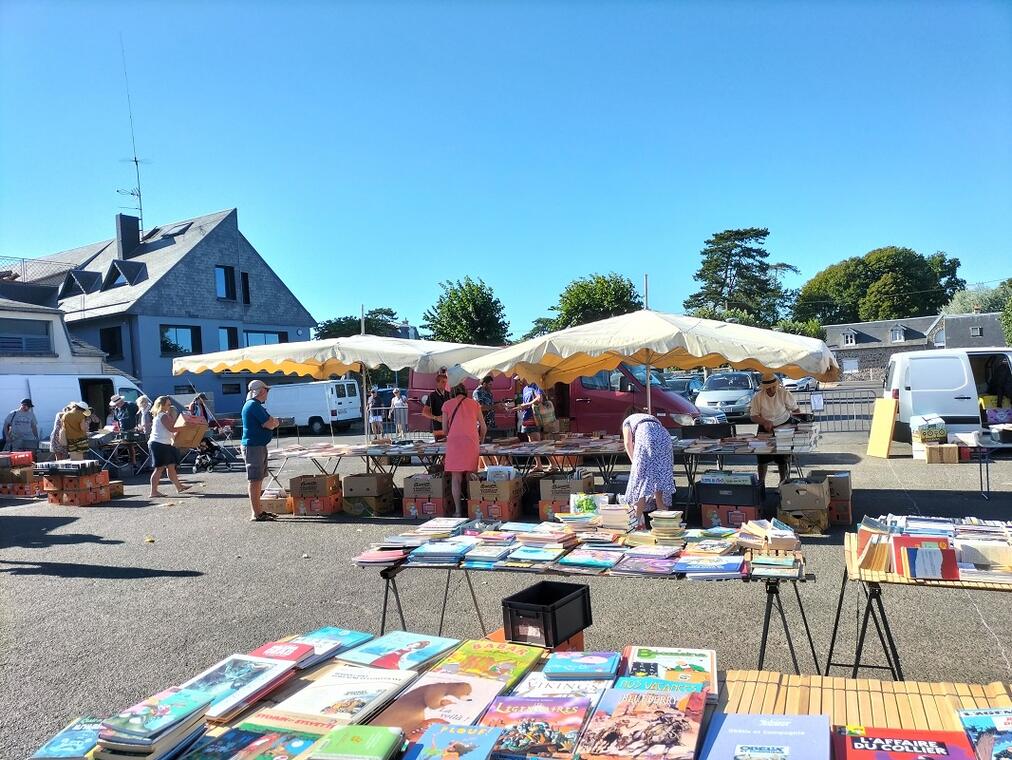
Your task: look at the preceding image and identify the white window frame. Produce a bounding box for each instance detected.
[843,333,856,346]
[970,326,983,338]
[890,327,905,343]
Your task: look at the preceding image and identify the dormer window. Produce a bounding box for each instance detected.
[890,327,905,343]
[109,271,128,288]
[842,331,856,346]
[102,260,147,290]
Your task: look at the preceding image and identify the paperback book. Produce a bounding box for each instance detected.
[958,707,1012,759]
[576,688,707,760]
[311,726,403,760]
[271,666,417,724]
[430,640,542,688]
[179,654,294,721]
[292,628,375,668]
[403,725,504,760]
[368,671,505,741]
[102,687,213,739]
[608,557,678,576]
[249,641,317,667]
[612,677,706,694]
[543,652,620,680]
[832,726,974,759]
[339,631,460,671]
[478,696,592,760]
[31,717,103,760]
[698,713,830,760]
[622,646,718,701]
[510,672,612,706]
[178,728,264,759]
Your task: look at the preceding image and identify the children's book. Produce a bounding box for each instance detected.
[612,676,706,694]
[272,665,417,724]
[230,729,323,759]
[479,696,592,760]
[510,672,611,706]
[178,728,265,759]
[249,641,317,667]
[622,646,718,701]
[609,557,678,576]
[101,687,213,738]
[555,550,621,569]
[958,707,1012,759]
[623,545,680,559]
[31,717,103,760]
[832,726,975,759]
[368,671,505,741]
[507,546,566,563]
[576,688,707,760]
[239,707,342,735]
[292,627,375,668]
[543,652,620,680]
[180,654,294,720]
[312,726,403,760]
[698,713,830,760]
[402,725,504,760]
[430,640,542,688]
[338,631,460,671]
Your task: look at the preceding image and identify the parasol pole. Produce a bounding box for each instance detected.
[644,274,652,414]
[362,367,370,445]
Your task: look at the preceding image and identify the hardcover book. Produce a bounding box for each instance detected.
[250,641,317,666]
[478,696,592,760]
[293,627,375,667]
[403,725,504,760]
[178,728,264,759]
[31,717,103,760]
[239,707,343,735]
[576,688,707,760]
[272,666,417,724]
[510,672,612,705]
[832,726,975,759]
[612,676,706,694]
[543,652,620,680]
[622,646,718,700]
[698,713,830,760]
[430,640,542,688]
[368,671,505,741]
[609,557,678,576]
[312,726,403,760]
[102,687,213,738]
[179,655,294,720]
[958,707,1012,760]
[339,631,460,671]
[230,730,323,759]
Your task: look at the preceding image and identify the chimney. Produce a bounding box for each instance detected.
[972,304,981,314]
[115,213,141,259]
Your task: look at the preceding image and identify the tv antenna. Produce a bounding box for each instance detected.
[117,34,149,231]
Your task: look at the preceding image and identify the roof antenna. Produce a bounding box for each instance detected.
[117,33,148,231]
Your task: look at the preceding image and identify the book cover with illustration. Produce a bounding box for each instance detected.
[293,627,375,666]
[622,646,718,700]
[958,708,1012,760]
[698,713,830,760]
[101,687,212,738]
[613,677,706,694]
[575,688,707,760]
[543,652,620,680]
[431,640,542,688]
[510,672,611,707]
[31,716,103,759]
[339,631,460,671]
[832,726,974,759]
[479,696,592,760]
[180,654,294,720]
[313,725,403,760]
[507,546,566,563]
[231,730,323,759]
[609,557,678,576]
[369,671,505,742]
[272,666,417,724]
[403,725,504,760]
[239,707,342,736]
[249,641,317,665]
[179,727,265,759]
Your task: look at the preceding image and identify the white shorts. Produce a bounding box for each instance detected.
[369,415,383,423]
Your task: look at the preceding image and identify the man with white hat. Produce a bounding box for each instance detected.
[241,380,280,521]
[109,394,139,432]
[750,372,802,484]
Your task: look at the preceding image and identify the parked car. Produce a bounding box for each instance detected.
[693,371,759,422]
[884,347,1012,442]
[663,376,704,402]
[782,376,819,392]
[259,379,361,434]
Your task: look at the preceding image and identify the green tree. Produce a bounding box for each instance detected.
[422,277,509,345]
[942,281,1012,315]
[1001,294,1012,347]
[686,305,759,327]
[683,228,797,326]
[522,273,643,340]
[315,307,402,339]
[774,318,826,340]
[793,247,964,323]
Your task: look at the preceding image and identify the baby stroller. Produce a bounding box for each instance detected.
[192,436,226,473]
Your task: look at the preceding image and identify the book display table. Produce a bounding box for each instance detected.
[721,669,1012,730]
[368,563,821,676]
[825,532,1012,680]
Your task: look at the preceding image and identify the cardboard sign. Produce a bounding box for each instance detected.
[866,398,898,459]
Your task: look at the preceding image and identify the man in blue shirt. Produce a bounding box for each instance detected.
[241,379,280,521]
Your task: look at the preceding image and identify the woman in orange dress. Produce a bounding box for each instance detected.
[441,383,488,517]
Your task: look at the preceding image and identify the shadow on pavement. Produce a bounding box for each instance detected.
[0,515,124,550]
[0,559,203,579]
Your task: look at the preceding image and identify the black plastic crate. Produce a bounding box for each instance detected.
[502,581,592,648]
[695,481,761,507]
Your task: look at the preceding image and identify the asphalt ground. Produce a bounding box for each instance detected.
[2,432,1011,758]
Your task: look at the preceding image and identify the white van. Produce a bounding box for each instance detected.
[0,373,143,439]
[884,347,1012,442]
[263,379,361,434]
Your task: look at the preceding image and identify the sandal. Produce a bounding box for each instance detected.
[250,512,277,522]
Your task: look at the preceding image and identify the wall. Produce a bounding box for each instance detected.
[0,311,105,374]
[833,344,929,382]
[68,316,138,378]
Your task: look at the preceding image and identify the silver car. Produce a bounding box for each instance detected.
[694,372,758,422]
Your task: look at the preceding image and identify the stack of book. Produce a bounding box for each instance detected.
[416,517,472,536]
[515,529,579,550]
[624,544,679,559]
[503,544,567,570]
[737,519,801,552]
[680,538,738,557]
[554,511,600,531]
[598,503,639,532]
[674,554,747,580]
[354,547,410,566]
[554,547,623,574]
[271,664,417,725]
[179,654,295,724]
[475,530,517,545]
[287,627,374,668]
[748,551,805,579]
[96,687,211,760]
[649,510,686,546]
[622,530,657,546]
[405,536,482,567]
[461,543,513,569]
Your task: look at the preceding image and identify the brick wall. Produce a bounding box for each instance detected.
[835,344,930,382]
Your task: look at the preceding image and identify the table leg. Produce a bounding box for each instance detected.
[823,568,849,675]
[389,577,407,632]
[437,569,453,636]
[792,580,821,674]
[463,570,488,636]
[773,584,801,675]
[870,584,904,680]
[380,578,391,635]
[862,583,898,679]
[757,580,777,670]
[851,587,875,678]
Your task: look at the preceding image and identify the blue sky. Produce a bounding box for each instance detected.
[1,0,1010,338]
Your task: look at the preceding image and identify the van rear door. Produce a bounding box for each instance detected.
[907,353,979,430]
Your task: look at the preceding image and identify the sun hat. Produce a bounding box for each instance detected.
[760,372,778,385]
[72,401,90,411]
[109,395,124,405]
[247,379,268,399]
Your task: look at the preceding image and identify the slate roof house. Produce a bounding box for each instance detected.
[28,209,315,413]
[824,312,1006,381]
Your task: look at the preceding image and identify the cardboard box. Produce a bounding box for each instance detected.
[4,467,34,485]
[93,485,111,504]
[828,498,852,526]
[538,475,595,502]
[343,473,394,497]
[402,473,450,500]
[468,476,522,503]
[538,499,569,522]
[808,469,852,501]
[261,492,292,514]
[109,480,125,498]
[702,503,760,528]
[779,478,830,511]
[467,499,520,522]
[777,508,829,535]
[172,414,209,449]
[911,414,947,443]
[343,493,394,516]
[924,442,959,464]
[289,474,341,498]
[403,497,450,518]
[292,494,341,516]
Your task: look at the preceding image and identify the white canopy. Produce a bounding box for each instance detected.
[172,334,495,378]
[457,310,841,385]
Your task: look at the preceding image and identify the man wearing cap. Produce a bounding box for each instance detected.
[3,399,39,454]
[241,380,280,521]
[750,373,802,484]
[110,395,139,433]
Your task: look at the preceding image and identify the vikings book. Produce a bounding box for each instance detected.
[479,696,592,760]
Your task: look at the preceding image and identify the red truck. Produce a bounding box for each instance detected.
[407,363,699,435]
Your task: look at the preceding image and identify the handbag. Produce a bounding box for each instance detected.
[535,399,558,432]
